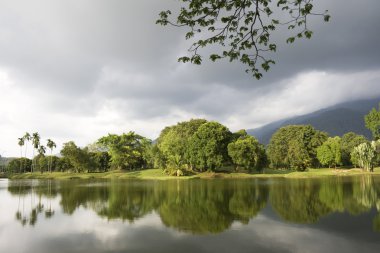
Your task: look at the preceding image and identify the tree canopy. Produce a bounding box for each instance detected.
[227,134,266,171]
[341,132,367,166]
[187,121,232,171]
[157,119,208,170]
[316,137,342,168]
[97,132,151,170]
[365,103,380,140]
[267,125,327,170]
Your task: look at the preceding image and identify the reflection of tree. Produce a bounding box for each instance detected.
[59,181,108,214]
[96,182,157,222]
[158,181,234,234]
[270,176,380,232]
[317,176,374,215]
[8,176,380,234]
[270,179,331,224]
[45,180,55,219]
[319,177,345,212]
[10,180,55,226]
[228,180,268,224]
[158,180,268,234]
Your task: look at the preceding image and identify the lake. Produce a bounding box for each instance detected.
[1,176,380,253]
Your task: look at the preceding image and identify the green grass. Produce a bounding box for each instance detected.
[7,167,380,180]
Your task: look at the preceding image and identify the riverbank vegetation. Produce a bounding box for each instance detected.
[4,103,380,178]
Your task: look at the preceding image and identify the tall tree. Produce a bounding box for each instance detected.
[341,132,367,166]
[227,134,266,171]
[267,125,327,170]
[365,103,380,140]
[351,142,377,172]
[38,145,46,173]
[98,132,151,170]
[23,132,31,162]
[157,119,207,170]
[157,0,330,79]
[46,139,56,173]
[316,137,342,169]
[187,121,232,171]
[17,137,25,173]
[60,141,91,173]
[31,132,40,173]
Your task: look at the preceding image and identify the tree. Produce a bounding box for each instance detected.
[157,0,330,79]
[46,139,57,173]
[88,152,111,172]
[227,134,266,171]
[351,141,377,172]
[56,157,72,172]
[147,144,167,169]
[18,137,25,173]
[98,132,151,170]
[267,125,327,170]
[37,145,46,173]
[316,137,342,168]
[7,158,32,174]
[341,132,367,166]
[31,132,41,173]
[365,103,380,140]
[60,141,91,173]
[287,138,311,171]
[157,119,207,171]
[187,121,232,171]
[23,132,31,163]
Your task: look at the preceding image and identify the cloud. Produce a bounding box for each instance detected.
[0,0,379,156]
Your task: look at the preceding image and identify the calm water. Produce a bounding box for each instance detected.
[1,176,380,253]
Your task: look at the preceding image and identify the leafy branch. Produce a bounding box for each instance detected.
[157,0,330,79]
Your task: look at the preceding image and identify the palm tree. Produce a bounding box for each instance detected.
[23,132,31,160]
[38,145,46,173]
[18,137,25,173]
[46,139,56,173]
[31,132,40,173]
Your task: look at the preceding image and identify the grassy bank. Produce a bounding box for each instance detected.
[7,167,380,180]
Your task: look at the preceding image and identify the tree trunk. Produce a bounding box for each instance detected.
[32,149,35,173]
[19,147,23,173]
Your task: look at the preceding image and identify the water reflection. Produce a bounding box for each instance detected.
[5,176,380,235]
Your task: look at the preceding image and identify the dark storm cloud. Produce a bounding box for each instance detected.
[0,0,379,102]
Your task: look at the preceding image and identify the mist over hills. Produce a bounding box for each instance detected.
[248,97,380,144]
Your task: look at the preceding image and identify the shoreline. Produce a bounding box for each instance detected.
[6,168,380,180]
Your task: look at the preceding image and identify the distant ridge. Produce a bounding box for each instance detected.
[247,97,380,144]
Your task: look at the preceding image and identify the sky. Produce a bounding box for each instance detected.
[0,0,380,157]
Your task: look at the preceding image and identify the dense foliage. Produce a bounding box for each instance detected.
[316,137,342,168]
[156,119,207,172]
[341,132,368,166]
[227,133,266,171]
[187,121,232,171]
[365,103,380,140]
[98,132,151,170]
[267,125,327,170]
[351,141,380,172]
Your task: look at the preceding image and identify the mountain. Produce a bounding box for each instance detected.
[247,97,380,144]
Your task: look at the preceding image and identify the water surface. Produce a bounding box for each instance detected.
[1,176,380,253]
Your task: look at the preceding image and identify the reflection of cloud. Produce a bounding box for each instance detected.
[239,213,377,253]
